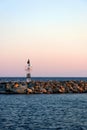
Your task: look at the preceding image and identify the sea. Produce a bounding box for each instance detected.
[0,77,87,130]
[0,77,87,82]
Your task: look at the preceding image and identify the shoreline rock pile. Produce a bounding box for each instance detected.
[0,80,87,94]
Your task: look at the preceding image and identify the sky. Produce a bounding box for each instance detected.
[0,0,87,77]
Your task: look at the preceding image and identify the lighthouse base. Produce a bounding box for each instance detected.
[26,78,31,83]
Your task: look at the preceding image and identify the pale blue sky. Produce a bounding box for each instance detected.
[0,0,87,77]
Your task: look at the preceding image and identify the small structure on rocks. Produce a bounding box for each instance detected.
[25,59,31,83]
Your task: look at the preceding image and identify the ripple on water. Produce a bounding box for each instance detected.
[0,94,87,130]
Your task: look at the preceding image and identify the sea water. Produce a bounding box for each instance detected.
[0,77,87,82]
[0,94,87,130]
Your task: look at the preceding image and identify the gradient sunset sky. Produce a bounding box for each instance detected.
[0,0,87,77]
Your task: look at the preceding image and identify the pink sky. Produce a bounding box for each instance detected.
[0,0,87,77]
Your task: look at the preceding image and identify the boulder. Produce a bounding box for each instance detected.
[26,88,33,94]
[40,88,47,94]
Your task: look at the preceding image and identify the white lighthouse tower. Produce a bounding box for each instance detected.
[26,59,31,83]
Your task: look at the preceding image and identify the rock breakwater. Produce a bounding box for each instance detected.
[0,80,87,94]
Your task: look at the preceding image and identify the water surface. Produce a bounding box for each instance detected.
[0,94,87,130]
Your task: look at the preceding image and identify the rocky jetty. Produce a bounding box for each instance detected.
[0,80,87,94]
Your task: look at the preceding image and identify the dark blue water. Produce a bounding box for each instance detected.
[0,77,87,82]
[0,94,87,130]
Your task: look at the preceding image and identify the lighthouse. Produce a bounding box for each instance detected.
[26,59,31,83]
